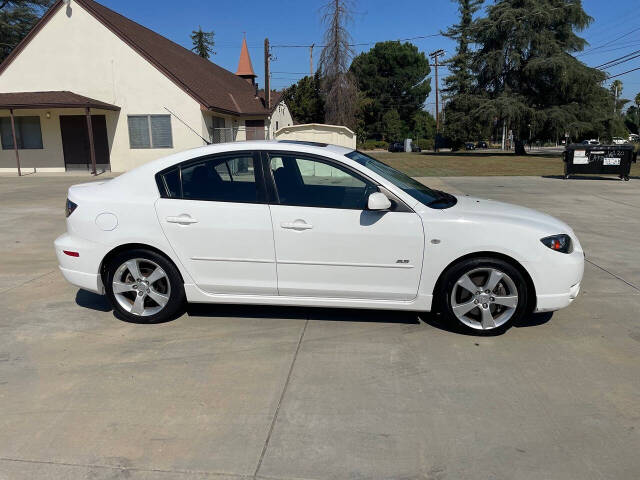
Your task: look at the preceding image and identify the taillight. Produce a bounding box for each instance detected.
[65,198,77,217]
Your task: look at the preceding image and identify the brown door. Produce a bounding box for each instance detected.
[60,115,110,170]
[245,119,265,140]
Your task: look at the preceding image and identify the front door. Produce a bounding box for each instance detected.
[155,152,277,295]
[60,115,110,170]
[266,152,424,301]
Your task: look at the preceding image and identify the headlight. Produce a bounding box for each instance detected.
[541,234,572,253]
[65,198,78,217]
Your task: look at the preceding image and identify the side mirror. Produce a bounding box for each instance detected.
[367,192,392,211]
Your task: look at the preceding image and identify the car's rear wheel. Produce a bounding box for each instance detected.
[105,249,185,323]
[439,257,529,334]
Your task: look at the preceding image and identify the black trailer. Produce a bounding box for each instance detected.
[563,144,637,180]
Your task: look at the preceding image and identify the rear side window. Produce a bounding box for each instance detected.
[181,155,258,203]
[161,168,181,198]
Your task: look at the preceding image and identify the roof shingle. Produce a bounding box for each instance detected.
[0,91,120,110]
[0,0,268,116]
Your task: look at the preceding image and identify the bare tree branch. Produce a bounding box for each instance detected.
[319,0,357,127]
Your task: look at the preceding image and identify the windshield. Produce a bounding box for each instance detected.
[346,151,455,207]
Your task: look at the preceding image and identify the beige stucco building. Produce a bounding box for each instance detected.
[0,0,291,173]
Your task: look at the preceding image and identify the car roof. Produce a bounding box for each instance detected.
[119,140,355,180]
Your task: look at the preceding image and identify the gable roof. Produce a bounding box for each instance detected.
[258,89,285,113]
[0,91,120,110]
[0,0,268,117]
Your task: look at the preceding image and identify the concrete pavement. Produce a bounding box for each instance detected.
[0,174,639,480]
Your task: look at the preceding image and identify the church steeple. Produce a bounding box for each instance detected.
[236,35,257,85]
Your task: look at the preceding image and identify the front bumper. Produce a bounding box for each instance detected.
[535,280,581,312]
[54,233,106,294]
[525,246,585,313]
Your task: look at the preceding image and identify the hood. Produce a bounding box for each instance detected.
[451,195,574,236]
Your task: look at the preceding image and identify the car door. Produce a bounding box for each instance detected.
[265,151,424,301]
[155,152,277,295]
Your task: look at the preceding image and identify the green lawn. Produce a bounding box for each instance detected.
[368,151,639,177]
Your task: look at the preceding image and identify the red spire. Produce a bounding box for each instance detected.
[236,36,256,78]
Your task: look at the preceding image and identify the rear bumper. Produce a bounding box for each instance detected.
[59,266,103,294]
[54,233,106,294]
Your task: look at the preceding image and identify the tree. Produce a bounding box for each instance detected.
[319,0,357,128]
[190,26,215,59]
[610,80,630,115]
[470,0,612,153]
[0,0,54,62]
[283,71,325,124]
[381,109,402,141]
[412,110,436,140]
[350,41,431,140]
[442,0,486,149]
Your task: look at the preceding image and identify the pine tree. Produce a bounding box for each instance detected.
[190,26,215,59]
[470,0,611,152]
[350,41,431,140]
[0,0,54,62]
[442,0,484,149]
[283,72,325,124]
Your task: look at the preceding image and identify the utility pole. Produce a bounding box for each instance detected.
[429,49,445,152]
[264,38,271,110]
[309,43,315,76]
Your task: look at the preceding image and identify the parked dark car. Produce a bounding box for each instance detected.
[411,144,422,153]
[476,141,488,149]
[465,142,476,150]
[388,142,405,152]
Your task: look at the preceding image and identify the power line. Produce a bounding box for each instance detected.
[577,26,640,57]
[606,66,640,79]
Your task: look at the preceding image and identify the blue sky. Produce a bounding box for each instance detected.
[97,0,640,113]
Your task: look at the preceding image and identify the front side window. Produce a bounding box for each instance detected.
[180,155,258,203]
[346,150,455,208]
[269,154,373,209]
[128,115,173,149]
[0,116,43,150]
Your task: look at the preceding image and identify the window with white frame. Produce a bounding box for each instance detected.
[0,116,43,150]
[127,115,173,149]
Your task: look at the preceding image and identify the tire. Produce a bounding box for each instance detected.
[104,248,186,323]
[438,257,530,334]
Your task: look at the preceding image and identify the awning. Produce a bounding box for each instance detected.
[0,91,120,111]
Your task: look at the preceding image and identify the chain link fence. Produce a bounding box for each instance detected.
[209,127,271,144]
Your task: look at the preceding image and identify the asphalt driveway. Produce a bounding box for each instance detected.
[0,173,638,479]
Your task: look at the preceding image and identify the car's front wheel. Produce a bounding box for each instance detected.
[440,257,529,333]
[104,249,185,323]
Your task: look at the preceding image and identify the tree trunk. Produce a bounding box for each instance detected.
[514,139,526,155]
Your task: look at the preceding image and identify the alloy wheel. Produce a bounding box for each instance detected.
[112,258,171,317]
[450,267,519,330]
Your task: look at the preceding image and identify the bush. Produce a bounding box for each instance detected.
[414,138,434,151]
[360,140,389,150]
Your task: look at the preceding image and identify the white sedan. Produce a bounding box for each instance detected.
[55,141,584,333]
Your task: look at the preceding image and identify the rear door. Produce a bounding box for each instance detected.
[155,152,277,295]
[265,151,424,300]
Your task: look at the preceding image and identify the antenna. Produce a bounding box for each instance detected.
[163,107,211,145]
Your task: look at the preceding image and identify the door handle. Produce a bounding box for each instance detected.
[166,215,198,225]
[281,221,313,231]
